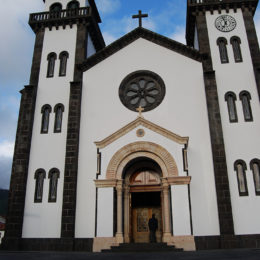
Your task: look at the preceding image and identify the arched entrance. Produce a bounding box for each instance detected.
[96,142,191,245]
[123,157,163,243]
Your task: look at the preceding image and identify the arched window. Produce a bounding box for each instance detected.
[67,1,79,16]
[217,37,229,64]
[67,0,79,9]
[59,51,69,77]
[239,91,253,122]
[50,3,62,18]
[41,105,52,134]
[230,36,243,63]
[34,169,46,203]
[50,3,62,12]
[48,168,60,202]
[225,92,238,123]
[250,159,260,195]
[47,52,57,78]
[234,160,248,196]
[54,104,64,133]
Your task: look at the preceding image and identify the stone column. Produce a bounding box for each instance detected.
[162,178,172,243]
[124,186,130,243]
[116,180,124,243]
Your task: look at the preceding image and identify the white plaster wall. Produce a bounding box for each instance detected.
[44,0,87,11]
[97,188,114,237]
[22,25,77,238]
[171,185,191,236]
[206,9,260,234]
[87,33,96,58]
[76,38,220,238]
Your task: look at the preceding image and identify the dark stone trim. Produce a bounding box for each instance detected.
[61,81,82,238]
[61,22,87,238]
[196,13,235,235]
[3,27,44,247]
[29,29,45,86]
[80,27,202,72]
[243,7,260,101]
[195,234,260,250]
[203,69,235,235]
[1,238,93,252]
[74,24,88,81]
[186,0,258,47]
[3,85,37,241]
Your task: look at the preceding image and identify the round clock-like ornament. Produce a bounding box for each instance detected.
[215,15,237,32]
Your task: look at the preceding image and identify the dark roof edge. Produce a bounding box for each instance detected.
[80,27,202,72]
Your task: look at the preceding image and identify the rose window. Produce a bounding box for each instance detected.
[119,71,165,112]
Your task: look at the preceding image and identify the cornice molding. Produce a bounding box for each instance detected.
[95,116,189,149]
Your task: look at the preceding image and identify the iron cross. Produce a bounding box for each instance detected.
[132,10,148,27]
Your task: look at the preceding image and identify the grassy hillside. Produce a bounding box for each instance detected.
[0,189,8,216]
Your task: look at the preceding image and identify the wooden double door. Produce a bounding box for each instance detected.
[128,169,163,243]
[132,207,162,243]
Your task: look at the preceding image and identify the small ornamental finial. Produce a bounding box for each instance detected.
[136,106,144,117]
[132,10,148,27]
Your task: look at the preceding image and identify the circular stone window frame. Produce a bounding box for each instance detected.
[119,70,166,113]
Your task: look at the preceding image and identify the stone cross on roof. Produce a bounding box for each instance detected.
[132,10,148,27]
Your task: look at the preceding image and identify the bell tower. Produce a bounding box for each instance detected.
[186,0,260,245]
[3,0,105,250]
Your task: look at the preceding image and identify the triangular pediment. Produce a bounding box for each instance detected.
[95,116,189,149]
[80,27,202,72]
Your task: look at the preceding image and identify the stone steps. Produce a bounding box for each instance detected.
[102,243,183,253]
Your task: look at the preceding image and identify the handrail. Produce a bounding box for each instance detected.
[29,7,90,23]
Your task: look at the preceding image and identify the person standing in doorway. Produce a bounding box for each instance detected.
[148,214,158,243]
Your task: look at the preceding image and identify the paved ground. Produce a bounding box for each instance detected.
[0,249,260,260]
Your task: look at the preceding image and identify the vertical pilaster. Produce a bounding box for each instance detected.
[115,180,124,243]
[123,186,130,243]
[162,179,171,242]
[196,13,234,235]
[61,81,82,238]
[61,23,87,238]
[243,8,260,100]
[3,29,44,250]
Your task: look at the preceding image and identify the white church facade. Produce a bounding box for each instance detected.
[2,0,260,252]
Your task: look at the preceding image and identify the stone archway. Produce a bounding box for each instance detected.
[106,141,179,180]
[105,142,179,244]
